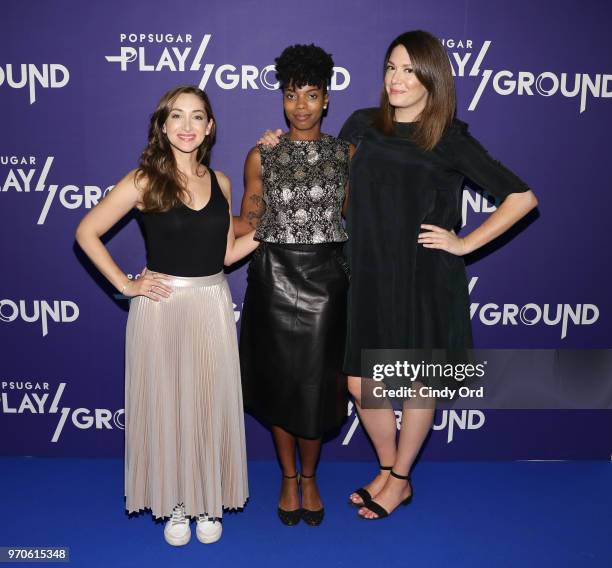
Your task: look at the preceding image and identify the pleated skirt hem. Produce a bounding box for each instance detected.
[124,271,248,519]
[125,498,249,521]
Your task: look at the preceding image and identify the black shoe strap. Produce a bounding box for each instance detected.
[390,470,410,480]
[363,499,389,518]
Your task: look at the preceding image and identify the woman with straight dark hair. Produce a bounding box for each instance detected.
[76,86,257,544]
[338,30,538,519]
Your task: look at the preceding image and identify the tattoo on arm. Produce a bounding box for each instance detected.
[246,194,265,229]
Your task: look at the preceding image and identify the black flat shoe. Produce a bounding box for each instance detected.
[349,465,392,508]
[301,507,325,526]
[300,473,324,526]
[277,473,301,526]
[358,470,413,521]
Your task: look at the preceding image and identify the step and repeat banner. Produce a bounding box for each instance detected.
[1,0,611,460]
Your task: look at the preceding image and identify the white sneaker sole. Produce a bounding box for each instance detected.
[164,529,191,547]
[196,526,222,544]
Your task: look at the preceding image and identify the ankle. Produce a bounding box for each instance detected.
[375,469,392,482]
[282,471,298,479]
[390,469,410,481]
[386,473,412,493]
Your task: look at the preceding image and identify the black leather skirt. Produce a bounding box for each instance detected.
[240,242,349,439]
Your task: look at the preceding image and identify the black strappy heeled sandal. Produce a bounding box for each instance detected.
[300,473,324,526]
[277,473,301,526]
[349,465,393,507]
[358,470,413,520]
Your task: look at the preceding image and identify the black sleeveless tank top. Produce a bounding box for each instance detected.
[138,168,229,277]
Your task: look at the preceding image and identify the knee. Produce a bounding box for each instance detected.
[347,376,361,404]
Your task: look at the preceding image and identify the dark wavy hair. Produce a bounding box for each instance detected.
[275,44,334,91]
[136,85,216,212]
[375,30,456,151]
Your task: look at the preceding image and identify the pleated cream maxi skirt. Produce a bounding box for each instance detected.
[124,271,248,519]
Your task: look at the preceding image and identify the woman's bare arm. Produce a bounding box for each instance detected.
[233,147,266,237]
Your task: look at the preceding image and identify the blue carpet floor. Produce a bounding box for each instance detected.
[0,458,610,567]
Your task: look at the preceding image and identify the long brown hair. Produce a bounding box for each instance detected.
[136,86,216,212]
[375,30,455,151]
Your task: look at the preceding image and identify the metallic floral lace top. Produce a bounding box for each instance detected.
[254,134,350,244]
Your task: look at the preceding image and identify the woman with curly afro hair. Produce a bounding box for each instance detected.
[234,44,355,526]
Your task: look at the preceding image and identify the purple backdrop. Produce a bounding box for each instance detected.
[1,0,611,460]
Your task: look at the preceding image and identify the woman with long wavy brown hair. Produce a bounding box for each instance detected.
[76,85,258,545]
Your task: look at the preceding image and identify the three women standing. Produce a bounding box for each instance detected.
[77,30,538,540]
[76,86,257,545]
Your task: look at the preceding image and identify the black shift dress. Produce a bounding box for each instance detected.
[339,108,530,377]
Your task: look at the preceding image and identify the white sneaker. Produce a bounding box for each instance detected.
[196,515,222,544]
[164,504,191,546]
